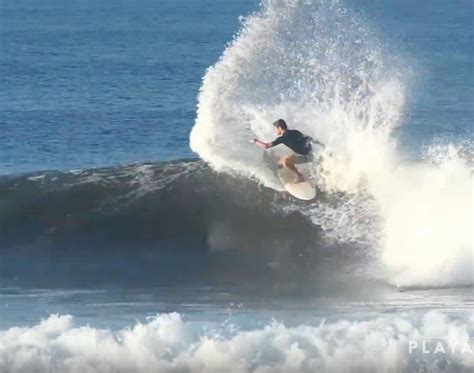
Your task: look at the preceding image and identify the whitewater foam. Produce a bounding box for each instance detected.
[190,0,473,287]
[1,312,473,373]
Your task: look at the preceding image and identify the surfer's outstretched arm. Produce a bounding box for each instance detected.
[253,139,274,149]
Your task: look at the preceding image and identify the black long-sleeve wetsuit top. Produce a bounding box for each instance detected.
[271,130,313,155]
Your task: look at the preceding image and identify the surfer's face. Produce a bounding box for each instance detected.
[276,126,284,136]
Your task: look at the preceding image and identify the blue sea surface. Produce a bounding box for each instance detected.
[1,0,256,174]
[1,0,472,175]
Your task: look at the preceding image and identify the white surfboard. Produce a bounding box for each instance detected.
[277,167,316,201]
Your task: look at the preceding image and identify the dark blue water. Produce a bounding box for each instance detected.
[1,0,472,175]
[1,0,257,174]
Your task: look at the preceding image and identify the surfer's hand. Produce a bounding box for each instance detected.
[254,139,271,149]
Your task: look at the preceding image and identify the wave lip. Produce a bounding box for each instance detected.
[1,311,473,373]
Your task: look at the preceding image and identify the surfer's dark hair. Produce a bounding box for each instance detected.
[273,119,287,130]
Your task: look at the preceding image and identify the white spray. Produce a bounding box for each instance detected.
[190,0,473,287]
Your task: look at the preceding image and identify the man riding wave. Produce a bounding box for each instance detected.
[253,119,323,183]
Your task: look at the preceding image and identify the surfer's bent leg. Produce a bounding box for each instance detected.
[282,154,305,182]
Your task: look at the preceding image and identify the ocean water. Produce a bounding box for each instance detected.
[0,0,473,372]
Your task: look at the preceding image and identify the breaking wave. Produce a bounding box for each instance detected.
[190,0,473,287]
[0,1,472,290]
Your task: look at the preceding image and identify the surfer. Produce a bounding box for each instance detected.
[253,119,323,183]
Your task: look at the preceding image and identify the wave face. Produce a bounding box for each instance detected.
[190,0,473,287]
[0,160,314,249]
[0,160,394,293]
[2,311,473,373]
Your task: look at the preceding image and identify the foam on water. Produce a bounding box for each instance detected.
[190,0,473,287]
[1,312,473,373]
